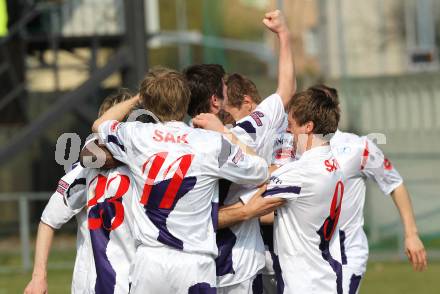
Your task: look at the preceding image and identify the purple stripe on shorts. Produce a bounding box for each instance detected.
[188,282,216,294]
[215,228,236,276]
[349,274,362,294]
[252,274,263,294]
[340,230,347,265]
[270,252,284,294]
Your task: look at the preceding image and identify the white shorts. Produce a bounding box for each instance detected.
[130,246,216,294]
[217,274,262,294]
[342,266,364,294]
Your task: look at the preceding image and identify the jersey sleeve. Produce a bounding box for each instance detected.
[231,93,286,149]
[263,163,303,200]
[40,165,87,229]
[208,133,269,186]
[40,193,76,229]
[97,120,135,165]
[360,137,403,195]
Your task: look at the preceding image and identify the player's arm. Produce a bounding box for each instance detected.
[218,185,285,229]
[260,212,275,225]
[193,113,257,156]
[92,94,140,133]
[263,10,296,107]
[360,138,427,271]
[391,184,427,271]
[24,222,54,294]
[80,139,122,169]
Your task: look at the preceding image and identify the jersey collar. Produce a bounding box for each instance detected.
[300,145,331,160]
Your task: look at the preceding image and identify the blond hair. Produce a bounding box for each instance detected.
[139,67,190,122]
[98,89,132,116]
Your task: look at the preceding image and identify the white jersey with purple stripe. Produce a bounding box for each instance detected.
[266,145,344,294]
[217,93,286,287]
[271,115,295,167]
[64,165,137,294]
[97,120,269,258]
[260,115,296,279]
[40,165,94,293]
[330,130,403,292]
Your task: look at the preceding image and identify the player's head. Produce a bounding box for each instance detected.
[139,67,190,122]
[98,89,132,116]
[124,102,160,124]
[286,84,340,145]
[223,73,262,121]
[183,64,225,117]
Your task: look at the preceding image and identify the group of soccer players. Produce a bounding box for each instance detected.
[24,10,427,294]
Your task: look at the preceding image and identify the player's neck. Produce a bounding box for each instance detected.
[297,134,328,155]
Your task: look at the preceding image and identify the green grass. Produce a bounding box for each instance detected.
[0,269,72,293]
[361,262,439,294]
[0,258,439,293]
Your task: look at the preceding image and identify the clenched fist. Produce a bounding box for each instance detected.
[263,10,289,35]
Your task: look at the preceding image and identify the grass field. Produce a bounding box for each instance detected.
[0,260,439,293]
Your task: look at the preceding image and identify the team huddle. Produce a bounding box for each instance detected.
[24,10,427,294]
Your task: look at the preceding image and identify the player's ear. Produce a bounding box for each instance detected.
[305,121,314,134]
[210,95,222,114]
[242,95,253,112]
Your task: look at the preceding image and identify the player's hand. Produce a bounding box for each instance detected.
[192,113,227,133]
[405,234,428,271]
[244,185,285,219]
[24,275,48,294]
[263,10,289,35]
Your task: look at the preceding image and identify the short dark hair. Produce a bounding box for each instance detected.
[183,64,225,117]
[287,84,340,136]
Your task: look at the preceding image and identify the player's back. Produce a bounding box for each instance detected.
[268,145,343,294]
[84,166,136,294]
[63,165,137,294]
[98,120,268,257]
[330,130,402,277]
[330,130,367,233]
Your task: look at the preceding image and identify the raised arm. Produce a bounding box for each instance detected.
[263,10,296,108]
[24,222,54,294]
[391,184,427,271]
[92,95,140,133]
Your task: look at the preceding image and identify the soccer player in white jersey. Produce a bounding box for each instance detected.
[192,10,296,294]
[260,87,344,294]
[222,73,296,294]
[63,165,137,294]
[24,92,135,294]
[88,67,269,294]
[307,85,428,294]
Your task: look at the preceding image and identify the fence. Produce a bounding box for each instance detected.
[333,73,440,260]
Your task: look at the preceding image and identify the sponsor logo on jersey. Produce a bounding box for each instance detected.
[274,147,294,160]
[384,158,393,170]
[325,158,340,172]
[152,129,189,144]
[270,175,283,185]
[232,148,244,164]
[250,111,264,126]
[56,179,69,195]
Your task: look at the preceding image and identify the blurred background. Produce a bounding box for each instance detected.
[0,0,439,293]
